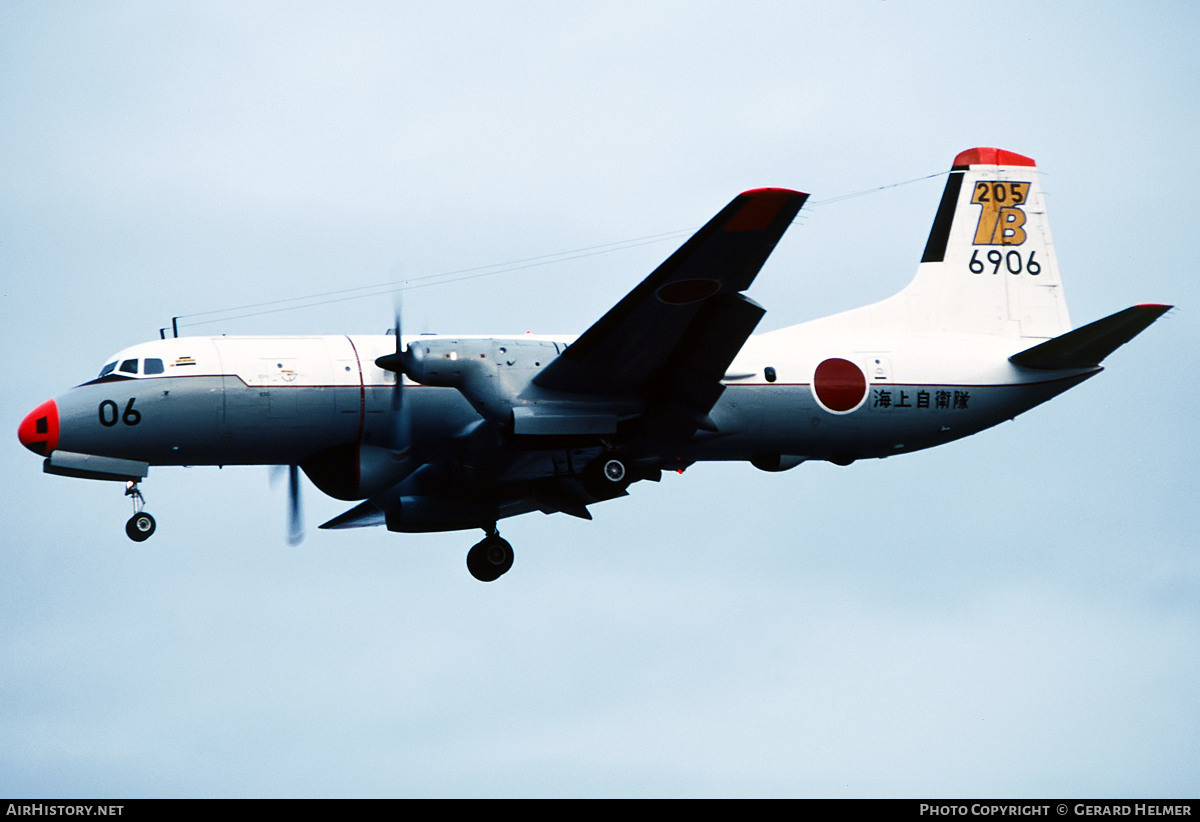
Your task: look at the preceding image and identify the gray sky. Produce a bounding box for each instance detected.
[2,0,1196,798]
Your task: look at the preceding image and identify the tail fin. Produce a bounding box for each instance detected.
[903,147,1070,339]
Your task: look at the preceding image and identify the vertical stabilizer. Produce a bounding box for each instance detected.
[903,147,1070,339]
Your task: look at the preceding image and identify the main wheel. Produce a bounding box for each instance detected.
[583,455,629,498]
[126,512,156,542]
[466,535,514,582]
[601,458,626,483]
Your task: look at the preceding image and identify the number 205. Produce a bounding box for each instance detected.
[969,249,1041,276]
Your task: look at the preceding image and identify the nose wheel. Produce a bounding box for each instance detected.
[124,481,156,542]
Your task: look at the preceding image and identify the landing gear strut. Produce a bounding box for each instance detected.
[466,530,513,582]
[124,481,156,542]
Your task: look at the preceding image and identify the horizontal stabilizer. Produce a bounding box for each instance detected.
[1010,304,1171,370]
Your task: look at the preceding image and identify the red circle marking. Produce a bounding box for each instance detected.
[813,358,866,413]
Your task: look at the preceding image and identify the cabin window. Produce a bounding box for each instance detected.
[98,361,117,378]
[119,359,139,375]
[764,366,777,383]
[144,358,165,375]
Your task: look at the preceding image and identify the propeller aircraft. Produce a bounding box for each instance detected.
[18,148,1170,581]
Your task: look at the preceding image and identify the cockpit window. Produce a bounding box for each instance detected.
[144,358,164,375]
[119,359,139,375]
[99,361,117,378]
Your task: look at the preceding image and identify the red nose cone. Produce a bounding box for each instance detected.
[18,399,59,456]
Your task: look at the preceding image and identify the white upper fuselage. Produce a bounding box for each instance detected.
[49,320,1092,474]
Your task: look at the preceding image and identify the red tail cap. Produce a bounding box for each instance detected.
[952,147,1036,169]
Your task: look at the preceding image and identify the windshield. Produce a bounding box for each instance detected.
[98,361,117,378]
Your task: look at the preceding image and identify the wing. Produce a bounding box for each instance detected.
[322,189,809,531]
[533,188,808,422]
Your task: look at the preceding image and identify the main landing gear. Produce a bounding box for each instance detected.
[466,530,514,582]
[461,453,632,582]
[124,481,156,542]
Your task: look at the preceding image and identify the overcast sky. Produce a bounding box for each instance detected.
[2,0,1196,798]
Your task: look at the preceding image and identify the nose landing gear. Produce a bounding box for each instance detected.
[124,481,156,542]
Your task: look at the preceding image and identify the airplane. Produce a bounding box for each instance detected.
[18,147,1170,582]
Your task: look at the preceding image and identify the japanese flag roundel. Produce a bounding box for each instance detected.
[812,357,867,413]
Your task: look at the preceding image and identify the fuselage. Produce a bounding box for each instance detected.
[20,324,1095,491]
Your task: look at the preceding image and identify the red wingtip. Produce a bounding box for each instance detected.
[952,147,1037,169]
[738,187,806,196]
[725,188,807,231]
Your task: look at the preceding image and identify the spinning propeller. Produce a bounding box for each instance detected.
[274,300,417,546]
[374,306,415,456]
[270,463,305,545]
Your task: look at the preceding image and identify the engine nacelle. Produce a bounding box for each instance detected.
[405,337,563,425]
[301,443,416,500]
[403,339,474,387]
[750,454,806,472]
[384,495,495,533]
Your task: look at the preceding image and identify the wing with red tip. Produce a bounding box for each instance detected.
[534,188,808,400]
